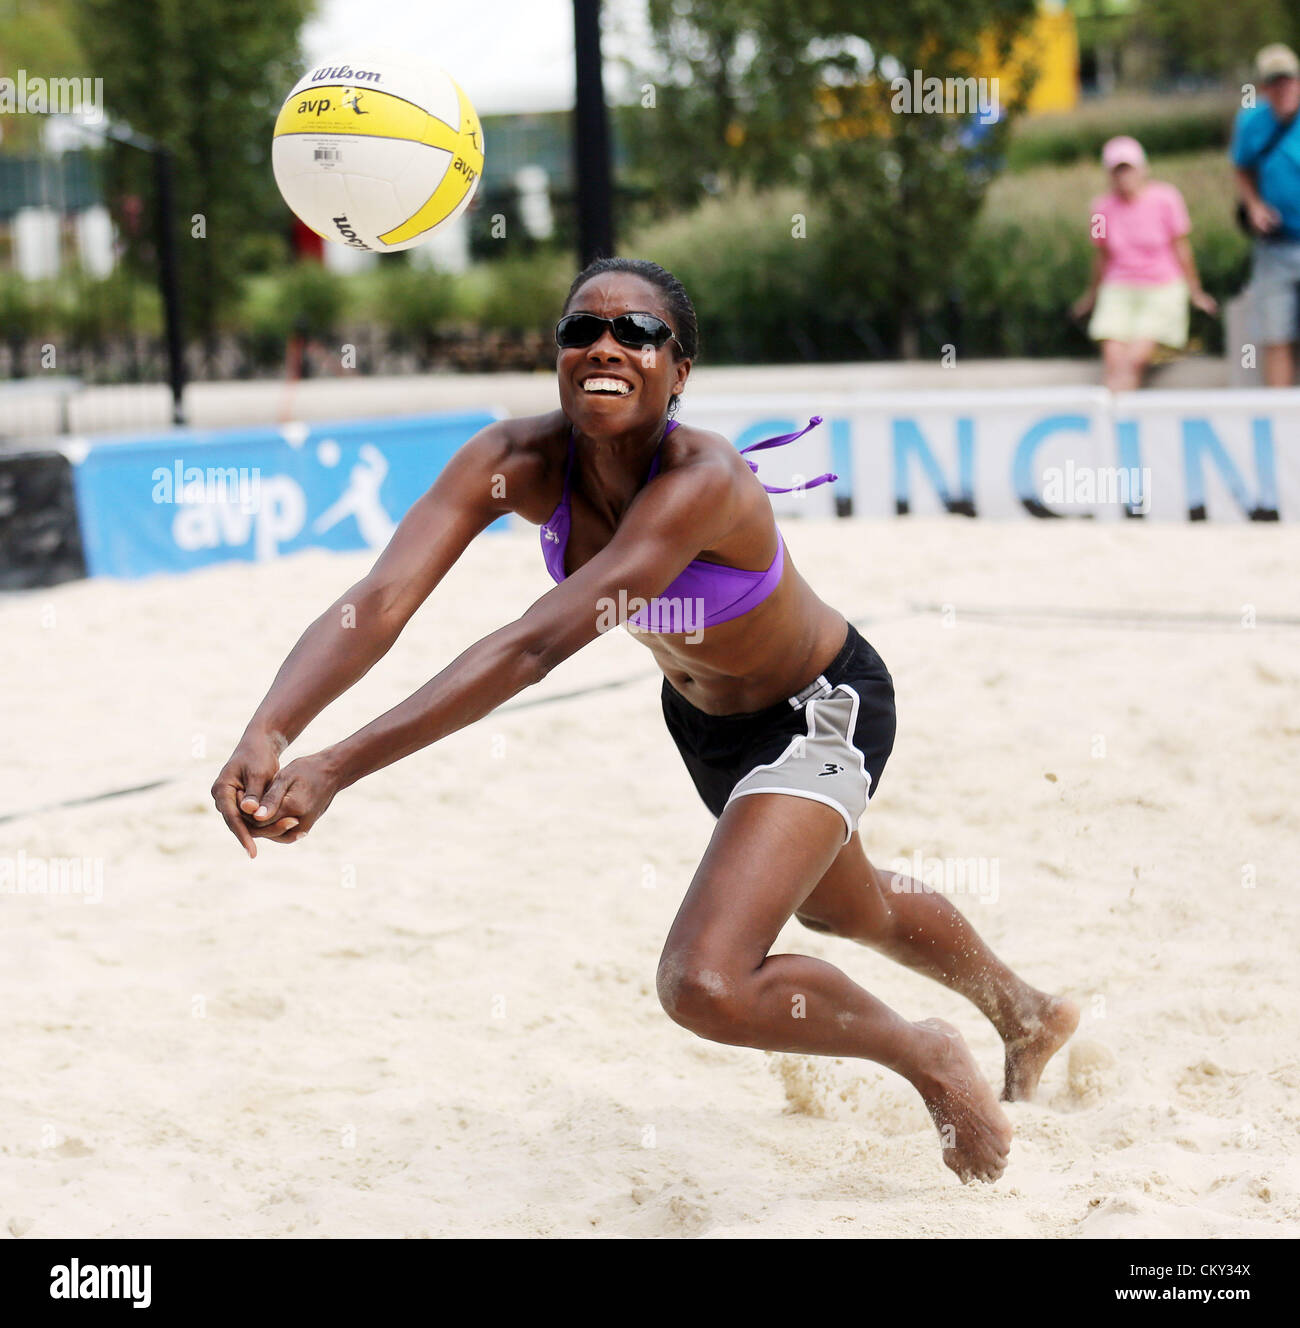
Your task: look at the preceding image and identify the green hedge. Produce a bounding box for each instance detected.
[232,250,571,364]
[0,271,162,348]
[1006,93,1238,171]
[1007,105,1235,171]
[625,184,863,362]
[468,252,572,333]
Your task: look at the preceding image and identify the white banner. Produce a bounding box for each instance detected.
[686,388,1300,521]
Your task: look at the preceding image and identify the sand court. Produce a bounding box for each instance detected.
[2,516,1297,1237]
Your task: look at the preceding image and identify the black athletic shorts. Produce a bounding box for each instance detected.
[660,622,896,845]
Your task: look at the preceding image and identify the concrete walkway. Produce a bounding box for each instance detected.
[3,354,1230,443]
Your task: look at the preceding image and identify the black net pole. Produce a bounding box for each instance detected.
[573,0,614,266]
[152,146,186,425]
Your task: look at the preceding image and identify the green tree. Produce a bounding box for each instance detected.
[70,0,314,359]
[1131,0,1300,81]
[622,0,1040,357]
[0,0,86,151]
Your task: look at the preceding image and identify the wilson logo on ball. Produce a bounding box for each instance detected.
[331,216,370,251]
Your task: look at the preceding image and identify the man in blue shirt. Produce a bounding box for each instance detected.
[1232,44,1300,386]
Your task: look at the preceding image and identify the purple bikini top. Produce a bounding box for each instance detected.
[539,415,833,633]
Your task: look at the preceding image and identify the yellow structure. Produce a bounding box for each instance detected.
[802,0,1080,140]
[982,0,1080,113]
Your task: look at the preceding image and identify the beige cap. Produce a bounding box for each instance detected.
[1256,43,1300,82]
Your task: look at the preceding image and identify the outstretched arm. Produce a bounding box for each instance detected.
[249,451,737,842]
[212,422,519,856]
[1234,166,1280,234]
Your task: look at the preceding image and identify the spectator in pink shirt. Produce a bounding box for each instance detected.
[1072,136,1218,391]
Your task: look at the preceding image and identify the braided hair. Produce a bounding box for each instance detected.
[564,258,698,355]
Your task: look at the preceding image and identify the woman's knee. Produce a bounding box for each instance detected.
[656,950,747,1038]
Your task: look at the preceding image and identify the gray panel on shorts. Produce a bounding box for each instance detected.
[725,685,871,844]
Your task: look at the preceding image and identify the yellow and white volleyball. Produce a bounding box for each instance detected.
[271,52,484,253]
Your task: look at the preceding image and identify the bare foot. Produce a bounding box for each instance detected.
[1001,995,1080,1102]
[910,1018,1012,1184]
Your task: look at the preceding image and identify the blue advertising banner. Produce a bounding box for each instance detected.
[66,411,504,578]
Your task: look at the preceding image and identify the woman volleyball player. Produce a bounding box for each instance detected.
[212,258,1078,1184]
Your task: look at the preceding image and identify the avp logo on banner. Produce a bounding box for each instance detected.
[68,411,505,579]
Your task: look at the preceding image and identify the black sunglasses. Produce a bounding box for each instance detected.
[555,311,683,353]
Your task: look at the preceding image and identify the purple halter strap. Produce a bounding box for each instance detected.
[737,415,835,493]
